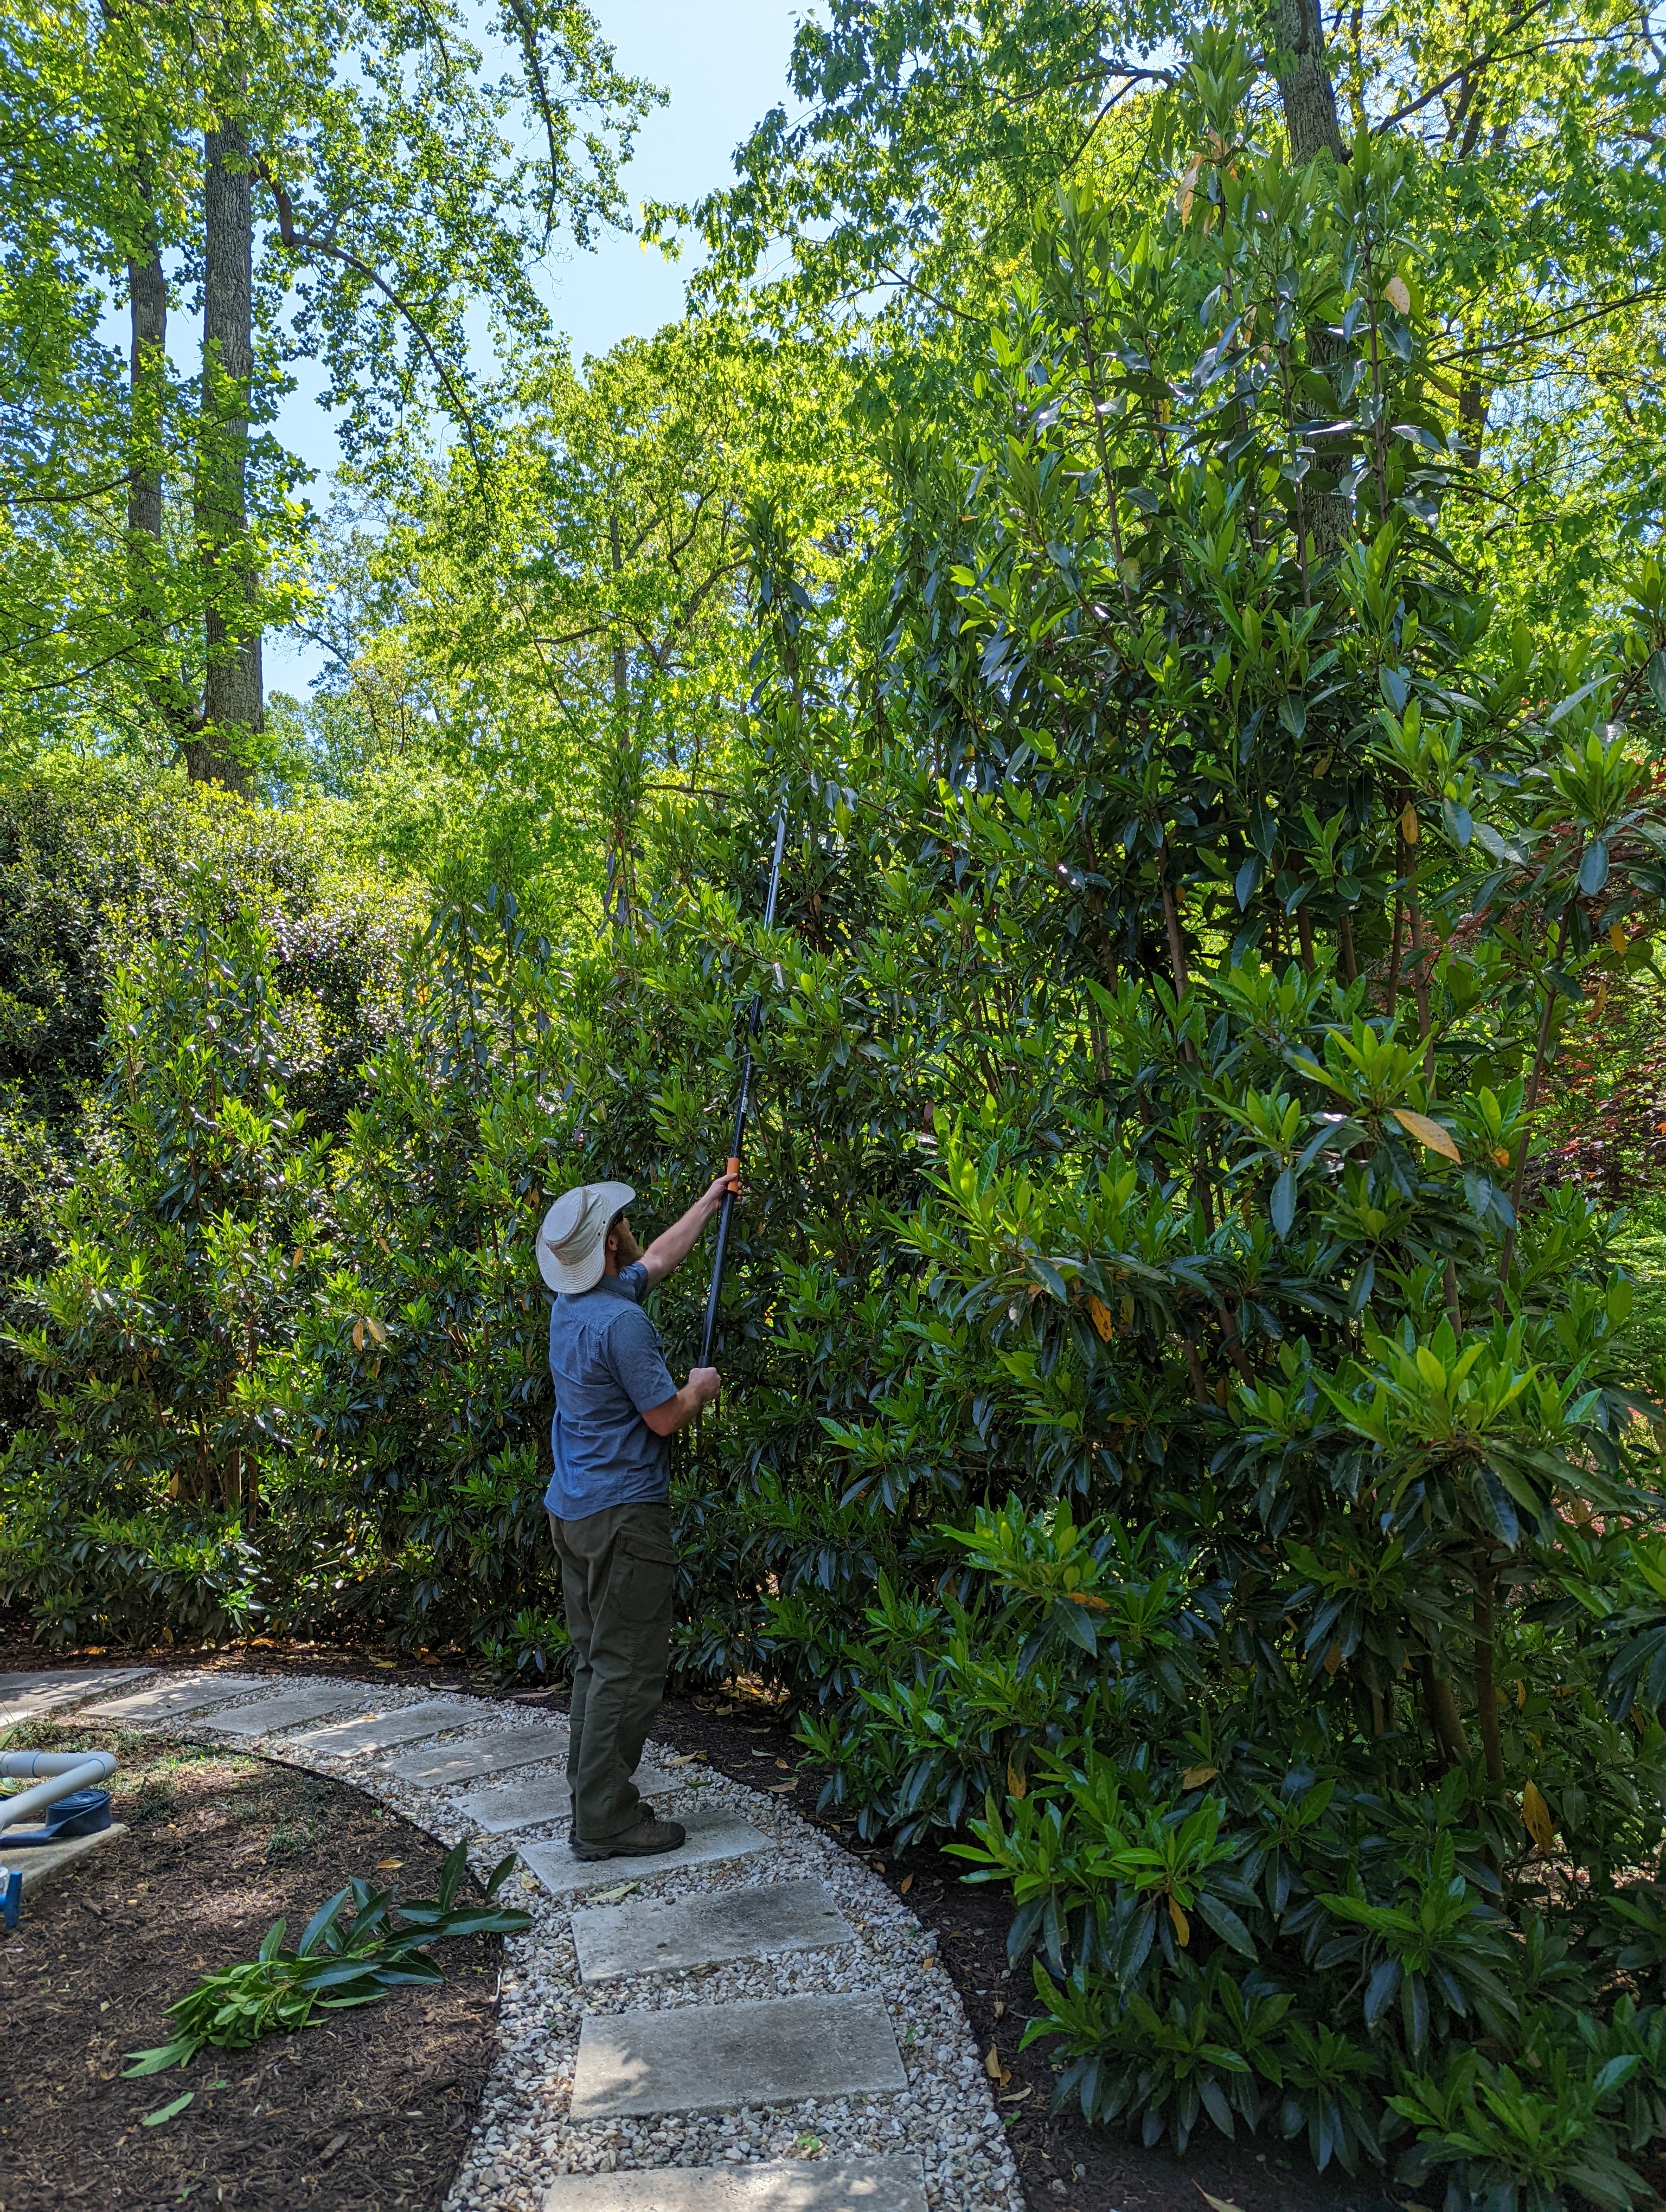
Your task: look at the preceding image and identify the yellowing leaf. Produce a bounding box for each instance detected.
[1086,1294,1114,1342]
[1595,979,1609,1017]
[1401,802,1420,844]
[1390,1107,1460,1162]
[1492,1147,1511,1169]
[1323,1641,1343,1677]
[1516,1679,1527,1711]
[1120,1291,1135,1324]
[1194,2190,1247,2212]
[1181,1764,1219,1789]
[1385,274,1411,313]
[984,2042,1010,2084]
[1522,1779,1555,1853]
[1611,922,1628,953]
[899,1873,913,1896]
[1007,1760,1028,1800]
[1168,1896,1190,1945]
[351,1320,365,1352]
[367,1317,387,1347]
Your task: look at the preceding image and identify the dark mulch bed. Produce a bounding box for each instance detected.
[0,1715,502,2211]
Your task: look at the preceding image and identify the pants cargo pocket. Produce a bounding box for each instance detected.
[612,1535,676,1622]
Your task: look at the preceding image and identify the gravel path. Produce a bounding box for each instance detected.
[15,1668,1027,2212]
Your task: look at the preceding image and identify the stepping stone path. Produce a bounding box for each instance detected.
[198,1680,373,1735]
[0,1667,1024,2212]
[456,1761,674,1837]
[83,1671,268,1722]
[570,1881,851,1984]
[517,1810,770,1899]
[386,1721,569,1789]
[0,1669,148,1724]
[542,2160,929,2210]
[290,1699,478,1759]
[569,1992,908,2119]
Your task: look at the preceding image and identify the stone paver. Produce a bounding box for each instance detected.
[518,1811,768,1900]
[199,1682,373,1735]
[0,1669,149,1700]
[568,1992,907,2119]
[571,1880,853,1985]
[454,1762,672,1837]
[384,1722,567,1789]
[543,2157,928,2210]
[288,1700,478,1760]
[1,1671,151,1725]
[82,1674,267,1722]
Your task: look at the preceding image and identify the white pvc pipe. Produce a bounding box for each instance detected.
[0,1750,118,1836]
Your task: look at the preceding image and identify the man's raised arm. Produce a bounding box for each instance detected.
[638,1172,734,1287]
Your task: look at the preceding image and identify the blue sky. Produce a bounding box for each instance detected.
[267,0,806,692]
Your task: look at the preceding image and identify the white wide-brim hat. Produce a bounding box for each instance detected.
[536,1181,635,1295]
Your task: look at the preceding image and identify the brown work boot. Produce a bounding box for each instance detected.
[569,1812,685,1861]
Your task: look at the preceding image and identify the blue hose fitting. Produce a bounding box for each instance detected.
[1,1864,20,1930]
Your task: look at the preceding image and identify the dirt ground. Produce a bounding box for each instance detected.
[0,1712,502,2212]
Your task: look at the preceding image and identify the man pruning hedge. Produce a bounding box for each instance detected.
[536,1175,732,1859]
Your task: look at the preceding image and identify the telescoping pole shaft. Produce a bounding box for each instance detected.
[699,806,789,1367]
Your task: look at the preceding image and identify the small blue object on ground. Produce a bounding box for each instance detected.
[2,1786,112,1846]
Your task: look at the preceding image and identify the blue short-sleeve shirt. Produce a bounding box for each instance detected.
[544,1262,678,1520]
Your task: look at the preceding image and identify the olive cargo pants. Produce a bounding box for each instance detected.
[549,1501,677,1843]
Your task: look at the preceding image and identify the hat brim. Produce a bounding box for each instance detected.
[537,1181,635,1294]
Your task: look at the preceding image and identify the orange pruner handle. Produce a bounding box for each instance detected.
[726,1155,742,1194]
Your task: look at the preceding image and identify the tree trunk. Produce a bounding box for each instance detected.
[1418,1651,1471,1767]
[188,114,259,791]
[1268,0,1345,164]
[1266,0,1352,560]
[1458,359,1489,468]
[1472,1564,1504,1785]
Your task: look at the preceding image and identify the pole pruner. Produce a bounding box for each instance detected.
[699,805,789,1367]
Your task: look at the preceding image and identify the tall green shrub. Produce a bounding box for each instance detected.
[754,43,1666,2203]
